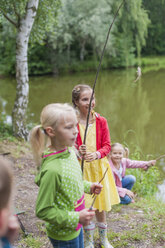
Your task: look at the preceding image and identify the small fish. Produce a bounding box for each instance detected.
[133,66,142,82]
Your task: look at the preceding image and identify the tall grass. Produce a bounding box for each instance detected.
[122,139,160,198]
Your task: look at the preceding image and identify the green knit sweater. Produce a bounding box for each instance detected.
[35,147,91,241]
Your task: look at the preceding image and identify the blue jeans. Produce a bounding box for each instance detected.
[0,237,13,247]
[49,228,84,248]
[120,175,136,204]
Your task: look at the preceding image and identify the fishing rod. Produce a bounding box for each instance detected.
[155,154,165,161]
[89,167,109,210]
[81,0,125,172]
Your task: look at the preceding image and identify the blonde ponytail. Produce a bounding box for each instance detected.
[29,125,47,167]
[124,147,129,158]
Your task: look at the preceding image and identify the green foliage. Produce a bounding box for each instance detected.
[126,148,160,197]
[0,114,13,139]
[28,44,53,75]
[128,166,160,197]
[142,0,165,55]
[0,20,16,74]
[110,0,150,66]
[20,234,43,248]
[107,33,136,68]
[30,0,60,44]
[48,0,114,68]
[0,0,164,75]
[121,132,161,198]
[0,0,27,15]
[139,56,165,67]
[0,0,60,75]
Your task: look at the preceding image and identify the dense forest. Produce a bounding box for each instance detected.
[0,0,165,75]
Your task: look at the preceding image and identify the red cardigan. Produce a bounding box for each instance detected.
[76,112,111,158]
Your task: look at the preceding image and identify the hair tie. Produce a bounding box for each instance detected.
[39,125,47,135]
[39,124,43,129]
[38,124,45,134]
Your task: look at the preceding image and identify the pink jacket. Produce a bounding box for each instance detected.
[76,112,111,158]
[109,158,149,197]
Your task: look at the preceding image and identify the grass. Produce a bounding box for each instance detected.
[105,198,165,248]
[18,235,47,248]
[135,56,165,73]
[58,55,165,73]
[140,56,165,67]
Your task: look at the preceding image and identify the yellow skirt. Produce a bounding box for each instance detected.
[83,157,120,212]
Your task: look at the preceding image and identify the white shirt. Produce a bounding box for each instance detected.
[116,164,123,181]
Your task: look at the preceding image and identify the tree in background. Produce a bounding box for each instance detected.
[142,0,165,55]
[0,0,59,139]
[44,0,150,71]
[1,0,164,77]
[0,20,16,74]
[48,0,113,68]
[109,0,150,67]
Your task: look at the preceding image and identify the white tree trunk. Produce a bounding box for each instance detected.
[12,0,39,139]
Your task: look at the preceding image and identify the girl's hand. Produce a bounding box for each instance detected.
[79,208,95,226]
[126,189,135,200]
[147,160,156,167]
[6,215,20,243]
[144,160,156,171]
[79,145,87,156]
[90,183,103,195]
[85,152,98,162]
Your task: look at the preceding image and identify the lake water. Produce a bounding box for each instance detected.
[0,67,165,201]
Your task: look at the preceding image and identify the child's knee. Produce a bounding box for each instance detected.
[129,175,136,184]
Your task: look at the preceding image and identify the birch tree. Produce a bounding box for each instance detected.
[0,0,39,139]
[0,0,59,139]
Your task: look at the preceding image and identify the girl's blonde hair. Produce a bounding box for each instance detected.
[29,103,76,167]
[111,143,129,158]
[72,84,92,108]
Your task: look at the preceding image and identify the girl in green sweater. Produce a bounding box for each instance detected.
[30,103,102,248]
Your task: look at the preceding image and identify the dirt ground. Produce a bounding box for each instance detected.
[0,140,164,248]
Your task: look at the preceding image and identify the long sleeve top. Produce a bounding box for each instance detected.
[109,158,149,197]
[35,147,91,241]
[76,112,111,158]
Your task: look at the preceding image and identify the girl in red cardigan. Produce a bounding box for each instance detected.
[72,84,119,248]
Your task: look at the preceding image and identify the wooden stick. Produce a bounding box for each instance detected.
[92,167,109,198]
[98,167,109,184]
[89,195,97,211]
[89,167,108,209]
[155,154,165,161]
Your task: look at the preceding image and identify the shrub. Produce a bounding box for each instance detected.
[126,145,160,197]
[0,114,13,139]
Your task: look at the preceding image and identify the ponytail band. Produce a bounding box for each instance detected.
[39,125,47,134]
